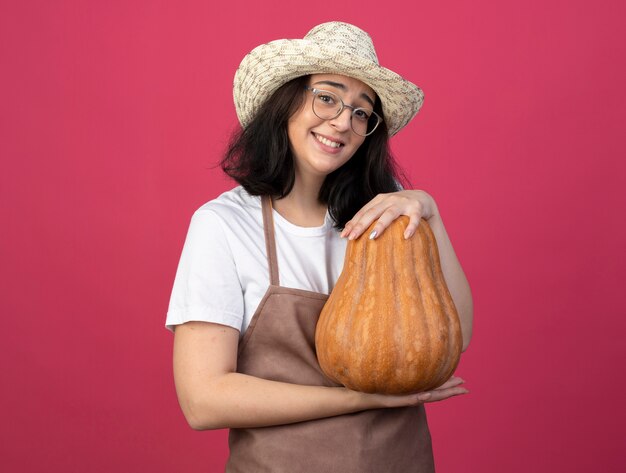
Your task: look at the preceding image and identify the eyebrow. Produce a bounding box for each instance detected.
[312,80,376,108]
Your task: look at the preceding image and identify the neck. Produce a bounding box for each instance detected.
[272,173,327,227]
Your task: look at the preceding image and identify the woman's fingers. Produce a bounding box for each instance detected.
[363,376,469,409]
[340,196,385,239]
[435,376,466,390]
[344,209,421,240]
[420,385,469,402]
[400,214,422,239]
[341,191,429,240]
[362,206,401,240]
[419,377,469,402]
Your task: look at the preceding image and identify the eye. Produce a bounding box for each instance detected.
[353,108,372,121]
[316,92,337,106]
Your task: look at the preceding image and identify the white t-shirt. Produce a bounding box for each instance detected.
[165,186,348,334]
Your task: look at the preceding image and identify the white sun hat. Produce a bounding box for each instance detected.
[233,21,424,137]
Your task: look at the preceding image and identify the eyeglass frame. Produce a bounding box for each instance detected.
[304,86,383,137]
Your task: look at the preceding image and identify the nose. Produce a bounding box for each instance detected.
[329,107,353,133]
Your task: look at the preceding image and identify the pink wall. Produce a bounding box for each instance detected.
[1,1,624,471]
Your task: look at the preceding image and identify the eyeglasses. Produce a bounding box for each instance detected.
[304,86,383,137]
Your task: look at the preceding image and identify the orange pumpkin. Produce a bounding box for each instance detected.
[315,216,462,394]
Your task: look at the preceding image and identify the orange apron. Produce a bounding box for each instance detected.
[226,196,435,472]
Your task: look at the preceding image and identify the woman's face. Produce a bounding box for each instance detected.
[287,73,376,181]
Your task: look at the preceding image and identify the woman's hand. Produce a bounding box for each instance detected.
[340,190,439,241]
[359,376,469,409]
[414,375,469,403]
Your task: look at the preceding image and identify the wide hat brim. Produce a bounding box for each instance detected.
[234,38,424,137]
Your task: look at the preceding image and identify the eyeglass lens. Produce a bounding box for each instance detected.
[311,90,379,136]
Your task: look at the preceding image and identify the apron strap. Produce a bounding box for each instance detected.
[261,195,280,286]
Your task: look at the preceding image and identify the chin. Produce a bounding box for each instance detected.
[311,160,345,177]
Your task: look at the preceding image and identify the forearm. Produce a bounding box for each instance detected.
[427,213,474,351]
[180,371,371,430]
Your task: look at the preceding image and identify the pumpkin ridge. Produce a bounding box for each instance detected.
[391,219,413,392]
[353,239,370,384]
[394,234,406,392]
[369,231,383,392]
[423,222,454,389]
[340,234,369,390]
[423,221,459,387]
[431,221,462,379]
[388,224,403,392]
[315,278,337,384]
[412,224,437,392]
[334,278,354,384]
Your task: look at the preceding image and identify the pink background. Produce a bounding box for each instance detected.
[1,0,624,471]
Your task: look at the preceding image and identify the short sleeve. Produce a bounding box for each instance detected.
[165,208,244,332]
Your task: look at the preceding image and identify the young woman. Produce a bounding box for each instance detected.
[166,22,473,472]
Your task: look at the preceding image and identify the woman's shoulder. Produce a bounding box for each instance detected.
[193,186,262,224]
[186,187,266,250]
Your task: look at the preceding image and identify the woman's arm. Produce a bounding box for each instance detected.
[426,212,473,351]
[173,321,468,431]
[340,190,474,351]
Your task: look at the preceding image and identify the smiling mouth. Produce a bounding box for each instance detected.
[313,133,344,149]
